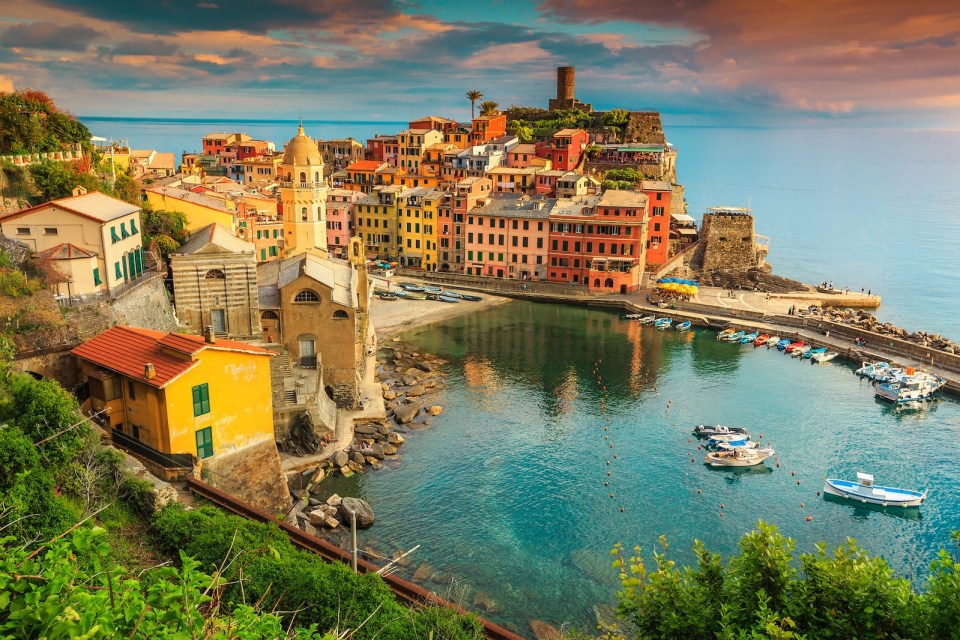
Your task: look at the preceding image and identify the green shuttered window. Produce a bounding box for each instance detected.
[192,383,210,416]
[196,427,213,459]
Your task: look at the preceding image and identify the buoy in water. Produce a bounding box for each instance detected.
[806,516,813,522]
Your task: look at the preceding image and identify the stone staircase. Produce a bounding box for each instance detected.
[269,348,296,406]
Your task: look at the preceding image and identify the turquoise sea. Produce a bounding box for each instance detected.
[80,117,960,633]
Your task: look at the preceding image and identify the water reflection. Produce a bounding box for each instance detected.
[822,492,924,521]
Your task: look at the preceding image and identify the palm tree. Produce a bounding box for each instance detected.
[479,100,500,116]
[466,90,483,119]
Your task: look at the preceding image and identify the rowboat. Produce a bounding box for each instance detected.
[654,317,673,329]
[717,328,736,340]
[803,347,827,359]
[823,473,925,507]
[705,446,775,467]
[675,321,692,331]
[461,294,483,301]
[725,331,745,342]
[692,424,750,438]
[399,283,425,292]
[754,333,770,346]
[792,345,812,357]
[423,285,443,294]
[640,315,657,325]
[775,338,792,350]
[784,341,806,353]
[624,313,644,320]
[740,332,759,344]
[811,351,838,364]
[765,336,781,347]
[441,290,463,299]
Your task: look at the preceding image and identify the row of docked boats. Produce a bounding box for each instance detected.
[623,314,692,331]
[693,424,927,507]
[375,282,484,303]
[855,361,946,403]
[716,328,839,363]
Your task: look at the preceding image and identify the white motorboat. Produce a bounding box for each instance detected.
[765,336,781,347]
[875,371,946,403]
[639,315,657,325]
[823,473,926,507]
[855,361,889,378]
[811,351,838,364]
[692,424,749,438]
[705,446,775,467]
[623,313,644,320]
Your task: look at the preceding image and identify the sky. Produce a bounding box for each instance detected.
[1,0,958,127]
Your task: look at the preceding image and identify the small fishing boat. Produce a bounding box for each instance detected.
[716,328,736,340]
[438,294,460,303]
[708,435,751,449]
[655,317,673,329]
[693,424,749,438]
[675,320,692,331]
[855,361,889,378]
[765,336,781,347]
[785,341,806,353]
[441,290,464,299]
[740,332,759,344]
[640,315,657,325]
[823,473,926,507]
[399,283,425,292]
[623,313,644,320]
[377,292,398,300]
[803,347,827,359]
[776,338,792,350]
[725,330,745,342]
[402,291,427,300]
[422,285,443,294]
[792,345,812,358]
[811,351,838,364]
[754,333,770,346]
[875,371,946,403]
[461,294,483,302]
[705,446,775,468]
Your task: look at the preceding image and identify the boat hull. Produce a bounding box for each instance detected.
[823,479,925,507]
[705,449,774,467]
[693,425,749,437]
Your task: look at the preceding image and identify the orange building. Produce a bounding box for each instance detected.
[640,180,673,266]
[470,114,507,145]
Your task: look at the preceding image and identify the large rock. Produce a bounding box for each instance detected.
[415,361,434,372]
[427,405,444,416]
[382,444,398,456]
[413,563,436,581]
[529,620,561,640]
[326,493,342,507]
[351,451,366,466]
[383,389,397,400]
[394,402,421,424]
[355,424,379,435]
[338,497,375,528]
[406,384,426,398]
[333,451,349,468]
[387,432,405,446]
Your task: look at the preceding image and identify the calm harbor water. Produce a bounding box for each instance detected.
[325,302,960,632]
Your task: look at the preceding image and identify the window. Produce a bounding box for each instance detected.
[114,262,122,279]
[205,269,225,279]
[16,227,29,235]
[301,207,308,221]
[294,290,320,302]
[44,227,58,236]
[93,268,101,286]
[127,379,136,400]
[260,248,267,261]
[196,427,213,459]
[537,238,543,249]
[269,246,278,257]
[333,310,349,319]
[192,383,210,417]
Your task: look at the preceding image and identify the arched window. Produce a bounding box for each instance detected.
[604,278,614,288]
[285,172,292,181]
[301,207,308,221]
[593,279,600,288]
[314,171,320,183]
[205,269,226,279]
[332,310,348,319]
[299,171,307,183]
[261,310,279,320]
[294,290,320,303]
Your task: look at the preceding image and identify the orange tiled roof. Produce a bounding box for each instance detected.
[347,160,384,171]
[71,326,272,388]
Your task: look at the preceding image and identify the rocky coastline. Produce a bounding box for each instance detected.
[817,307,959,355]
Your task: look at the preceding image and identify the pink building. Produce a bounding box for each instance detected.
[535,170,566,196]
[437,177,491,272]
[536,128,588,172]
[326,188,363,258]
[464,193,551,280]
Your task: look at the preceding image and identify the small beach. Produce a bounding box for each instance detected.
[369,287,513,339]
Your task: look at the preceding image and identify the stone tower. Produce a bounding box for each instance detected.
[699,207,765,272]
[548,66,593,112]
[279,125,329,258]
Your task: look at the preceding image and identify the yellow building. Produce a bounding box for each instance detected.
[278,126,329,258]
[240,153,283,185]
[397,187,441,270]
[144,185,236,233]
[0,188,146,298]
[395,129,443,173]
[73,325,275,467]
[354,185,402,259]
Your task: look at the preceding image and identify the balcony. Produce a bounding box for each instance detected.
[281,181,324,190]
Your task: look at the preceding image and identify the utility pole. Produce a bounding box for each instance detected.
[348,507,358,573]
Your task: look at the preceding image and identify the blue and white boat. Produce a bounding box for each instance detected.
[422,285,443,294]
[693,424,749,438]
[399,282,425,292]
[441,290,464,299]
[875,371,946,403]
[739,332,759,344]
[655,317,673,329]
[823,473,926,507]
[708,434,751,448]
[675,320,692,331]
[811,351,838,364]
[804,347,827,359]
[775,338,792,350]
[726,331,745,342]
[624,313,644,320]
[855,361,889,378]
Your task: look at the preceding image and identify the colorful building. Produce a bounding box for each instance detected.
[547,189,648,293]
[239,153,283,186]
[470,113,507,145]
[464,193,551,280]
[354,185,402,259]
[318,138,364,174]
[344,160,392,194]
[394,129,443,172]
[326,188,363,259]
[144,185,236,233]
[278,125,329,258]
[640,180,673,266]
[485,166,539,195]
[364,135,396,163]
[397,187,441,270]
[0,188,146,298]
[536,128,588,172]
[437,177,492,272]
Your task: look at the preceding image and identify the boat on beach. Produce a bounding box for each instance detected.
[823,473,926,507]
[676,320,692,331]
[399,283,425,292]
[693,424,750,438]
[422,285,443,294]
[461,294,483,302]
[705,446,775,467]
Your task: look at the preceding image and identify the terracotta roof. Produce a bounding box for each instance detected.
[32,243,96,260]
[72,326,271,389]
[348,160,385,172]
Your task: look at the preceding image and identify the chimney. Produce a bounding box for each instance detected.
[72,185,88,197]
[204,326,216,344]
[144,363,156,380]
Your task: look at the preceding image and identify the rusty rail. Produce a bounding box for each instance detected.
[185,476,526,640]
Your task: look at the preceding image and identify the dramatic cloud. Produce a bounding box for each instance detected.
[0,21,102,51]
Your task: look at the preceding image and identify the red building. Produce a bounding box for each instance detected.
[469,114,507,145]
[640,180,673,266]
[535,128,588,171]
[546,189,648,294]
[365,135,396,163]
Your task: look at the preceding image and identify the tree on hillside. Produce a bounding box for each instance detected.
[508,119,534,143]
[28,158,100,201]
[479,100,500,116]
[0,89,91,155]
[142,208,189,257]
[466,90,483,119]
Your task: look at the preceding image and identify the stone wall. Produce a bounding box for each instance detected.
[109,275,179,332]
[200,438,291,514]
[699,213,758,272]
[170,254,260,339]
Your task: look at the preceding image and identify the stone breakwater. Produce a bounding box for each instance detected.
[818,307,959,355]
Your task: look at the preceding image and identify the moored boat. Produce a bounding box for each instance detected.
[875,371,946,403]
[823,473,926,507]
[705,446,775,467]
[725,330,746,342]
[856,361,889,378]
[804,347,827,359]
[399,282,425,292]
[785,341,806,353]
[740,332,759,344]
[765,336,781,347]
[792,344,812,357]
[693,424,750,438]
[640,315,657,325]
[461,294,483,302]
[811,351,838,364]
[716,328,736,340]
[422,285,443,294]
[441,290,464,299]
[776,338,792,350]
[624,313,644,320]
[676,320,692,331]
[655,317,673,329]
[754,333,770,346]
[708,435,751,449]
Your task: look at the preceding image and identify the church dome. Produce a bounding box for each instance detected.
[282,125,323,166]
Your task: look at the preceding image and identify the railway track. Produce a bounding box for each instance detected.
[186,476,526,640]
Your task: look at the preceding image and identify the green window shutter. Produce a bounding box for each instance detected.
[467,251,473,260]
[110,227,120,243]
[260,249,266,260]
[192,383,210,416]
[114,262,122,279]
[93,268,101,286]
[256,230,262,239]
[130,218,138,234]
[120,222,130,239]
[273,229,279,238]
[196,427,213,459]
